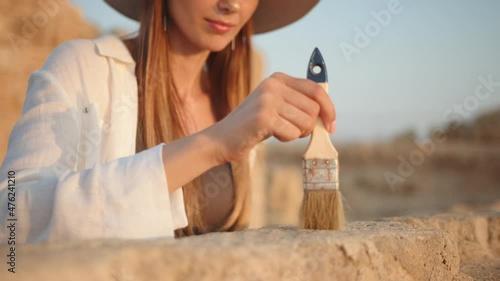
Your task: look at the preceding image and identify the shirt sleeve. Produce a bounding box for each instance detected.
[0,54,188,245]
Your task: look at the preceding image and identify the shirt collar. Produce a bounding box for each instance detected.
[94,33,136,65]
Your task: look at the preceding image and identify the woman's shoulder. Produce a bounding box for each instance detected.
[41,37,100,75]
[26,34,135,110]
[40,34,134,78]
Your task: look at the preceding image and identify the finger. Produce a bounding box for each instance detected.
[329,120,336,135]
[277,102,316,138]
[268,114,302,142]
[271,73,336,125]
[282,87,320,120]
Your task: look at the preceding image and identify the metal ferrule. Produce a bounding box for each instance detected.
[302,158,339,190]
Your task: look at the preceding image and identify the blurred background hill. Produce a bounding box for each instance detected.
[438,109,500,144]
[266,108,500,224]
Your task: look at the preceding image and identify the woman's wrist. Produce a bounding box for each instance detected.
[160,124,227,193]
[201,123,229,166]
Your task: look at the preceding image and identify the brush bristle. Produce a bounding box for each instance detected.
[299,189,345,230]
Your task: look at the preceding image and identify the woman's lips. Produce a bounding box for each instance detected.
[206,19,234,33]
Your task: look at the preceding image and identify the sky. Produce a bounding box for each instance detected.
[71,0,500,142]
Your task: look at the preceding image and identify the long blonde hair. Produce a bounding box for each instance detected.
[132,0,253,237]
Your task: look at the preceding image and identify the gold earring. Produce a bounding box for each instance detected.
[162,0,168,32]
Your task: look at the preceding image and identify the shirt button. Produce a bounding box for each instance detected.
[83,107,89,114]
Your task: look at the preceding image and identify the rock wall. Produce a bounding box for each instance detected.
[1,211,498,281]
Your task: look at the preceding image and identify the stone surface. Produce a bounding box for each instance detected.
[4,213,492,281]
[388,211,500,281]
[390,211,500,262]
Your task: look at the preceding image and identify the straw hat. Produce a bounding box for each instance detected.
[104,0,319,34]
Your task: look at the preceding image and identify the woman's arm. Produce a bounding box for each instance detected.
[0,41,335,244]
[0,41,190,244]
[161,128,223,193]
[162,71,338,194]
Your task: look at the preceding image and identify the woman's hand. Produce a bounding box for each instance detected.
[209,72,336,163]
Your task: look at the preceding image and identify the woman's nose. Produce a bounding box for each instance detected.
[217,1,241,14]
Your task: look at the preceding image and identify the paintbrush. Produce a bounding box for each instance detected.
[299,47,345,230]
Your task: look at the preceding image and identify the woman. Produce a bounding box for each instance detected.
[0,0,335,244]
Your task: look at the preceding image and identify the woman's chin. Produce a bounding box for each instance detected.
[206,43,231,53]
[196,38,232,53]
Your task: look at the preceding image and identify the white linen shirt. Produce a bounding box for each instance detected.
[0,33,192,244]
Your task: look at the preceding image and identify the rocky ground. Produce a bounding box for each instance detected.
[1,211,497,281]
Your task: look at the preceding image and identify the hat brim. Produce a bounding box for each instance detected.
[104,0,319,34]
[252,0,319,34]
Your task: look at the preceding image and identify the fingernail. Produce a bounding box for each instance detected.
[329,121,335,134]
[325,122,330,132]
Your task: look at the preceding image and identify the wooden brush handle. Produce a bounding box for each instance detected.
[303,82,338,159]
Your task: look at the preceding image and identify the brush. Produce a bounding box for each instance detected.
[299,47,345,230]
